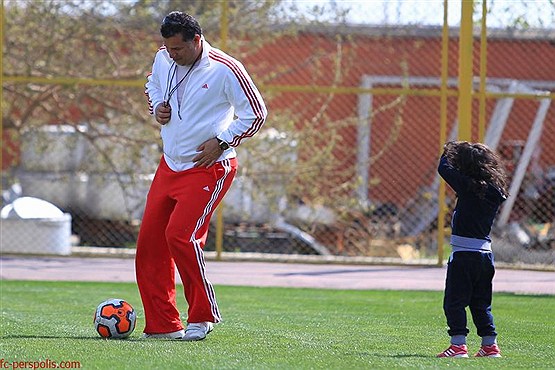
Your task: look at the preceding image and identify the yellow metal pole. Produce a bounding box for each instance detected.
[1,0,4,166]
[214,0,229,261]
[437,0,450,266]
[458,0,474,141]
[478,0,488,142]
[220,0,229,51]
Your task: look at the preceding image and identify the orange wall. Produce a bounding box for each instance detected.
[245,31,554,205]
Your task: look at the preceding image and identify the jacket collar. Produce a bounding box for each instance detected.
[198,35,212,68]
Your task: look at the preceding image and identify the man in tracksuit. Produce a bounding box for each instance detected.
[138,11,267,341]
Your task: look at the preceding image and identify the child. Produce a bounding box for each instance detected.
[436,141,509,358]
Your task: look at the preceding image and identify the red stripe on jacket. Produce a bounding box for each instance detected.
[208,50,265,146]
[144,72,153,114]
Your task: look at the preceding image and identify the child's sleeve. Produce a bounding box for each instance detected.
[437,155,471,194]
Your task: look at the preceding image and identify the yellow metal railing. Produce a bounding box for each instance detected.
[3,75,550,101]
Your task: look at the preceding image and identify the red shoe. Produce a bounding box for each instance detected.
[437,344,469,358]
[475,344,502,357]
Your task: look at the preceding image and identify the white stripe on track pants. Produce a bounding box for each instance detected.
[136,156,237,334]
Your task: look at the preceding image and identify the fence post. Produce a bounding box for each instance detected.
[458,0,474,142]
[1,0,4,136]
[437,0,450,266]
[215,0,229,261]
[478,0,488,142]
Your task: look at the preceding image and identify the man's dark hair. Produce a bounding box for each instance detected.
[160,11,202,41]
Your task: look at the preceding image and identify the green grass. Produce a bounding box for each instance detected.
[1,280,554,369]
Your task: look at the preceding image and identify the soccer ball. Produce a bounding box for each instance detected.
[94,298,137,339]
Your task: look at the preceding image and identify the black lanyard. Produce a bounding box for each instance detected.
[163,50,202,119]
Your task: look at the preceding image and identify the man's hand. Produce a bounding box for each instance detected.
[155,103,172,125]
[193,138,223,168]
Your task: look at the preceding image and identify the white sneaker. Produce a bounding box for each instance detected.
[142,329,185,339]
[182,322,213,341]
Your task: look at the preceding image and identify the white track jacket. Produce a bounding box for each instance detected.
[145,38,267,171]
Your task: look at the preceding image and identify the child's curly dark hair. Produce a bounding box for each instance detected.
[443,141,509,199]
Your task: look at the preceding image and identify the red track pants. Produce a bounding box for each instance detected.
[135,156,237,334]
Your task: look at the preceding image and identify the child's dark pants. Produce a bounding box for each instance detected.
[443,251,497,338]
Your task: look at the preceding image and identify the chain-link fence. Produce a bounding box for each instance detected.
[2,1,554,266]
